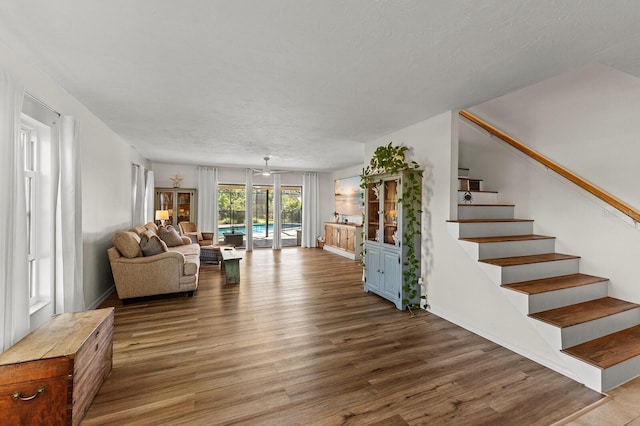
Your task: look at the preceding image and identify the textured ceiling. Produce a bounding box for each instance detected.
[1,1,640,171]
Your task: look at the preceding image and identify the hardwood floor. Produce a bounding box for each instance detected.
[84,248,602,425]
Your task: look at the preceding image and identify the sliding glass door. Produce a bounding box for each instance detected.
[216,183,302,248]
[218,184,246,246]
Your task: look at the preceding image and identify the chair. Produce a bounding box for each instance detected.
[178,222,214,246]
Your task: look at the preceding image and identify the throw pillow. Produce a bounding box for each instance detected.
[112,231,142,258]
[144,221,159,234]
[140,234,168,256]
[158,225,184,247]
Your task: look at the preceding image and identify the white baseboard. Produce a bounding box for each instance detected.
[88,285,115,310]
[427,305,582,384]
[323,244,361,260]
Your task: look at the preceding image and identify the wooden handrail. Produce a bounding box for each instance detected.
[459,109,640,224]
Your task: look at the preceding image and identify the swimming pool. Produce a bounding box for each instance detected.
[220,223,301,235]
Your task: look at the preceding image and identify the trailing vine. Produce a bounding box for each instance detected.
[360,142,424,315]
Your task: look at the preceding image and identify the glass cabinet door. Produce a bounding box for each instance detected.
[366,183,380,242]
[176,191,193,223]
[383,180,399,246]
[156,190,176,225]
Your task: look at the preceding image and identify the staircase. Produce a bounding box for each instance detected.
[448,169,640,393]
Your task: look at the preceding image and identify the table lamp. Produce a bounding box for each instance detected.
[155,210,169,225]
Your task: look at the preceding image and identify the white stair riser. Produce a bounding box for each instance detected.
[475,239,556,260]
[559,308,640,349]
[457,191,498,204]
[502,280,609,315]
[559,352,604,392]
[561,351,640,393]
[480,258,580,285]
[601,356,640,392]
[527,281,609,314]
[458,205,515,220]
[454,221,534,239]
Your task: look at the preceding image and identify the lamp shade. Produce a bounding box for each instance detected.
[155,210,169,221]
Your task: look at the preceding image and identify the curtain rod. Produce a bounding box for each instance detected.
[25,91,61,117]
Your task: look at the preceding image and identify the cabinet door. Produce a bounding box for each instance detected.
[324,225,333,246]
[345,228,355,253]
[338,227,348,250]
[382,179,399,247]
[366,183,380,242]
[381,250,401,308]
[156,190,175,225]
[364,245,381,293]
[176,190,195,224]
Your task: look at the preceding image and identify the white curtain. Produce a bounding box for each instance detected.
[272,174,282,249]
[56,115,84,313]
[245,169,253,251]
[198,167,218,241]
[301,172,319,247]
[0,70,29,351]
[144,170,155,223]
[132,164,145,226]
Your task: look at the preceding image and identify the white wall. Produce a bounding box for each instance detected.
[0,39,148,310]
[365,111,573,380]
[463,64,640,304]
[467,64,640,213]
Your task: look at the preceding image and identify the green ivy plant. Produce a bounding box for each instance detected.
[360,142,424,315]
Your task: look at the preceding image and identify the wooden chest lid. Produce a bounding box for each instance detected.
[0,308,114,366]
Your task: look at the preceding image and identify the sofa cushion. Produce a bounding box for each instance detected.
[159,225,184,247]
[144,222,159,235]
[112,231,142,258]
[140,234,168,256]
[128,225,148,237]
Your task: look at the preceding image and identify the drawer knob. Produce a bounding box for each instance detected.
[12,385,45,401]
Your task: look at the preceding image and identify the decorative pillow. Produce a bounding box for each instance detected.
[144,222,159,234]
[158,225,184,247]
[112,231,142,258]
[128,225,148,237]
[140,229,155,241]
[140,234,168,256]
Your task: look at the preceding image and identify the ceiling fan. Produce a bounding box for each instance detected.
[252,156,287,176]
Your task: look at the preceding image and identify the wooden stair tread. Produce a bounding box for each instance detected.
[457,203,515,207]
[562,325,640,369]
[447,218,533,223]
[529,297,640,328]
[460,234,553,244]
[502,273,609,295]
[481,253,579,267]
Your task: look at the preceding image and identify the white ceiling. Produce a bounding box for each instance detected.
[1,1,640,172]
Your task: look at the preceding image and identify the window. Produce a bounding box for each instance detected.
[21,111,55,315]
[21,127,37,305]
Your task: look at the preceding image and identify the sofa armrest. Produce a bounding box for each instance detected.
[184,234,198,244]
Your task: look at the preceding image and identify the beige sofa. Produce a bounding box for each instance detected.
[107,222,201,302]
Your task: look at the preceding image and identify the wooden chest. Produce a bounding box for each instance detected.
[0,308,114,426]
